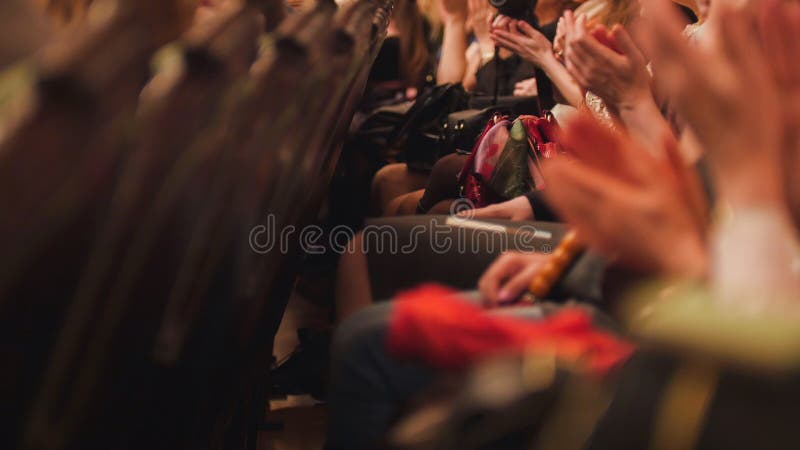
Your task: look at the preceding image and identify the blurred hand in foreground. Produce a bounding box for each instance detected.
[564,23,651,111]
[479,251,549,306]
[544,114,709,278]
[637,0,790,212]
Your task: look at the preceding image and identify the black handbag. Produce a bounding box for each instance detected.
[405,94,541,171]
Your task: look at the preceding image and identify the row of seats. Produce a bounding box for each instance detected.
[0,1,392,449]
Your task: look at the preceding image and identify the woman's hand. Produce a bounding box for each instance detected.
[553,14,568,59]
[513,77,538,96]
[490,19,554,66]
[637,0,785,209]
[490,13,513,32]
[490,13,585,107]
[564,23,652,111]
[457,195,535,221]
[543,114,709,278]
[479,251,550,306]
[561,19,670,150]
[468,0,495,49]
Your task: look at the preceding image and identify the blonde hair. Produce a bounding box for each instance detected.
[575,0,638,27]
[416,0,441,40]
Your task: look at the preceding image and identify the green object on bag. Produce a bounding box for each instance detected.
[488,119,535,200]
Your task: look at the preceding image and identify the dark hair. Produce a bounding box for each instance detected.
[393,0,431,87]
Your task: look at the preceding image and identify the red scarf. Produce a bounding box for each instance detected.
[387,284,634,377]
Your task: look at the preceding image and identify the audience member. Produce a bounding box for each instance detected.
[327,1,800,449]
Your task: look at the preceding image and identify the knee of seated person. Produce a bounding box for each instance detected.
[372,163,404,191]
[431,153,466,178]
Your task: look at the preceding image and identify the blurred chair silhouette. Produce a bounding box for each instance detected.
[0,2,251,449]
[0,4,167,448]
[0,0,394,449]
[219,0,394,444]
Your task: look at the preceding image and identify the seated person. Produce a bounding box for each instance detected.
[372,0,572,216]
[364,0,433,107]
[327,2,800,447]
[341,0,675,317]
[375,0,653,217]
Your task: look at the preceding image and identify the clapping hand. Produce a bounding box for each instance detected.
[490,18,554,66]
[543,114,709,278]
[563,21,652,111]
[637,0,787,210]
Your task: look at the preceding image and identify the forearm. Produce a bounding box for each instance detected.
[436,19,469,85]
[462,43,483,91]
[715,163,789,211]
[462,65,479,91]
[538,54,584,108]
[710,200,800,311]
[615,93,674,152]
[523,191,560,222]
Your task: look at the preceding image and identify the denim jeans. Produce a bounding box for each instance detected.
[326,294,547,450]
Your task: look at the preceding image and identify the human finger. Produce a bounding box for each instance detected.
[542,158,632,258]
[479,252,530,305]
[497,263,543,304]
[558,114,651,185]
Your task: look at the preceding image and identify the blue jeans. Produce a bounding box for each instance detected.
[326,294,547,450]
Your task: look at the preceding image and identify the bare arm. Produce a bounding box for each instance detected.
[536,51,585,108]
[436,8,469,85]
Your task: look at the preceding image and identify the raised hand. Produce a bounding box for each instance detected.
[553,14,568,58]
[468,0,495,47]
[564,23,652,111]
[543,114,709,278]
[490,19,554,66]
[637,0,785,210]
